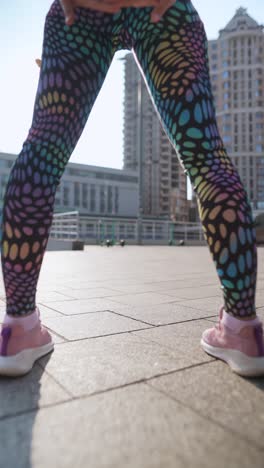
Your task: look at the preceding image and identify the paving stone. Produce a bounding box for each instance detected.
[204,317,218,324]
[132,319,215,361]
[0,246,263,467]
[103,278,218,293]
[176,296,223,313]
[57,287,126,300]
[47,330,66,344]
[147,361,264,449]
[38,285,78,295]
[159,285,222,300]
[0,313,66,344]
[36,291,76,302]
[104,292,180,306]
[0,360,70,419]
[37,298,131,315]
[64,280,117,289]
[142,279,218,291]
[256,307,264,321]
[38,330,211,397]
[256,294,264,308]
[43,311,150,340]
[101,283,168,294]
[38,304,64,319]
[107,302,218,326]
[0,383,262,468]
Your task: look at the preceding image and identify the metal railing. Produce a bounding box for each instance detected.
[50,211,205,245]
[50,211,80,239]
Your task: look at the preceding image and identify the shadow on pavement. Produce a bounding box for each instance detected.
[0,354,52,468]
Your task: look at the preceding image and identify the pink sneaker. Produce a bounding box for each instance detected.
[201,308,264,377]
[0,309,54,377]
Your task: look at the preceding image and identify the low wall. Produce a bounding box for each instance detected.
[256,228,264,244]
[47,239,84,251]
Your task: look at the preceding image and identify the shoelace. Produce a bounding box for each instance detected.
[215,306,225,332]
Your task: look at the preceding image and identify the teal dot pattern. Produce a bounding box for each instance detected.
[1,0,257,317]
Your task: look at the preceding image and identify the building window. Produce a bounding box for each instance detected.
[115,187,119,214]
[107,186,113,214]
[223,136,232,143]
[74,182,80,207]
[82,184,88,208]
[100,186,106,213]
[63,182,70,207]
[90,185,96,212]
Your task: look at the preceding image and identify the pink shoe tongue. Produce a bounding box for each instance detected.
[0,326,12,357]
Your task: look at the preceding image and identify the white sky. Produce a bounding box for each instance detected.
[0,0,263,169]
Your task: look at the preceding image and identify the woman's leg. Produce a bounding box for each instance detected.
[1,1,115,316]
[131,0,257,318]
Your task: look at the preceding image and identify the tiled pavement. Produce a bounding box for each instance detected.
[0,246,264,468]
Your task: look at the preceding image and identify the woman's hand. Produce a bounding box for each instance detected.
[150,0,176,22]
[60,0,160,25]
[60,0,120,25]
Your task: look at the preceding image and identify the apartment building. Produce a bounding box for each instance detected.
[122,53,188,221]
[208,7,264,208]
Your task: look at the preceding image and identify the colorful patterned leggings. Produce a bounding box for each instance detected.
[1,0,257,317]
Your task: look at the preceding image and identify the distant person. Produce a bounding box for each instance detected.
[1,0,263,377]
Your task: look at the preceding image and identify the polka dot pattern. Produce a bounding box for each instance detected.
[131,1,257,317]
[1,0,257,317]
[1,0,115,315]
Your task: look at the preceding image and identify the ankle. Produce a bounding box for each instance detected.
[3,308,39,331]
[222,309,260,333]
[7,311,35,318]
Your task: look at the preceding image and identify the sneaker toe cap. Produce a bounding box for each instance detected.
[202,327,215,344]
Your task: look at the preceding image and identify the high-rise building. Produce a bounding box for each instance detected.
[122,53,188,221]
[208,7,264,209]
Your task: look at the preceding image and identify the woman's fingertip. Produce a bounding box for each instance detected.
[151,13,161,22]
[66,16,74,26]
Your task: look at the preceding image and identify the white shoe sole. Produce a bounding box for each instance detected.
[0,341,54,377]
[201,338,264,377]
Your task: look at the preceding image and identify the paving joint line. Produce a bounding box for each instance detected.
[44,315,219,345]
[107,309,155,326]
[153,315,219,328]
[0,397,74,423]
[36,362,75,398]
[45,326,70,342]
[144,378,264,453]
[0,361,215,422]
[53,326,154,343]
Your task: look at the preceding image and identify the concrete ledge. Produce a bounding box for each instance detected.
[47,239,84,251]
